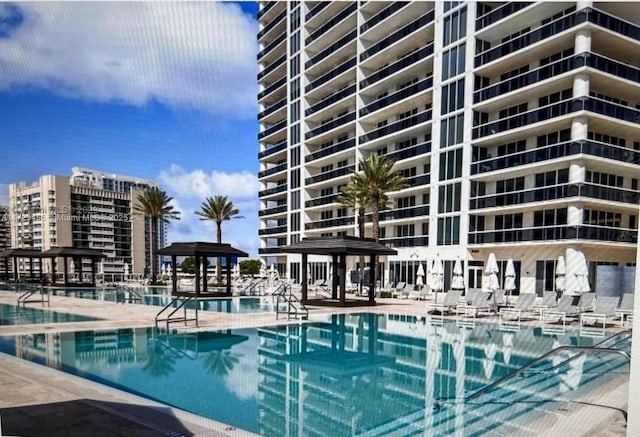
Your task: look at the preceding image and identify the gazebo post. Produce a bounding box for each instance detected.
[37,257,42,282]
[90,258,96,286]
[12,256,18,282]
[339,254,346,305]
[301,253,308,303]
[78,257,84,284]
[369,254,376,304]
[331,254,338,299]
[226,256,232,296]
[63,256,69,287]
[171,255,178,293]
[202,255,208,294]
[194,254,201,296]
[29,257,34,281]
[51,258,57,285]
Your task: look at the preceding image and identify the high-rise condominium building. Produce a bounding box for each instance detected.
[8,167,166,279]
[0,204,10,275]
[257,1,639,295]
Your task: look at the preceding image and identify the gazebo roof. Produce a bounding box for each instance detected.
[40,247,106,258]
[280,236,397,256]
[158,242,249,258]
[0,248,43,258]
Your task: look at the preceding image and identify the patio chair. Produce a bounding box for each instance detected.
[542,295,580,328]
[499,294,536,324]
[533,291,557,320]
[464,289,478,305]
[615,293,634,327]
[577,292,595,313]
[408,286,428,300]
[426,289,464,321]
[312,279,329,295]
[393,282,407,298]
[580,296,621,334]
[457,291,494,320]
[491,289,507,307]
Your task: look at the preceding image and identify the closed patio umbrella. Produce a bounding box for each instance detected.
[431,257,444,303]
[504,259,517,297]
[416,263,425,290]
[483,343,497,380]
[555,255,566,297]
[566,248,590,295]
[124,262,129,280]
[451,258,465,291]
[485,253,500,309]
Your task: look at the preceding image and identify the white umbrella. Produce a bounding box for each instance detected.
[431,257,444,303]
[502,332,514,365]
[68,259,75,274]
[161,264,167,277]
[485,253,500,291]
[167,264,173,277]
[99,260,105,275]
[504,259,517,297]
[483,343,497,380]
[555,255,566,296]
[451,258,465,290]
[124,262,129,279]
[416,263,425,289]
[567,248,590,294]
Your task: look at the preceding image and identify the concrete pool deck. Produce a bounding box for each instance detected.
[0,288,630,436]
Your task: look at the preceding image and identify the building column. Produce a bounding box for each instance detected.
[575,1,593,11]
[568,161,586,227]
[574,29,592,55]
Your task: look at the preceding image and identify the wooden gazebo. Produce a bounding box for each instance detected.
[280,236,397,306]
[39,247,106,287]
[0,248,43,283]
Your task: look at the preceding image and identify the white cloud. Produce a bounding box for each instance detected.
[0,2,258,117]
[158,164,259,199]
[0,184,8,206]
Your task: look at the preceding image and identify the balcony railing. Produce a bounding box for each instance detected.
[306,112,356,140]
[579,183,640,205]
[259,226,288,236]
[258,141,286,159]
[306,84,356,116]
[475,8,640,67]
[471,140,640,175]
[365,205,429,222]
[306,29,357,69]
[360,77,433,116]
[469,225,637,244]
[259,205,287,216]
[360,10,434,62]
[257,9,286,40]
[476,2,533,30]
[359,110,431,144]
[257,2,276,20]
[380,236,429,247]
[305,138,356,163]
[305,216,355,230]
[306,3,357,45]
[258,77,286,100]
[306,2,330,21]
[257,33,286,60]
[257,54,286,80]
[360,44,434,89]
[361,2,410,33]
[305,165,355,185]
[404,174,431,188]
[305,193,339,208]
[383,141,431,163]
[306,57,357,93]
[258,120,286,140]
[259,247,284,254]
[257,98,286,120]
[473,97,640,139]
[258,163,287,178]
[259,184,287,197]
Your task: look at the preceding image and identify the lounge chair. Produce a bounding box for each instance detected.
[464,289,478,305]
[408,286,428,300]
[615,293,634,327]
[457,291,494,320]
[500,294,536,324]
[491,289,507,307]
[393,282,407,298]
[426,289,463,321]
[533,291,557,320]
[542,295,580,328]
[580,296,621,334]
[577,292,595,313]
[312,279,328,295]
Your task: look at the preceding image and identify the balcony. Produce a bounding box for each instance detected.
[258,120,286,140]
[475,8,640,67]
[361,44,434,89]
[471,140,640,175]
[380,236,429,247]
[257,98,286,120]
[259,247,284,255]
[306,3,357,45]
[476,2,533,30]
[259,226,288,236]
[305,165,355,185]
[306,138,356,163]
[360,77,433,117]
[306,29,357,69]
[579,183,640,205]
[306,84,356,116]
[359,110,431,144]
[258,163,287,179]
[259,184,287,197]
[365,205,429,222]
[469,225,637,245]
[474,52,640,103]
[257,2,276,20]
[404,174,431,188]
[305,216,355,230]
[361,2,410,33]
[383,141,431,163]
[259,205,287,217]
[257,9,286,41]
[305,194,339,208]
[257,54,286,81]
[360,10,434,62]
[257,33,286,61]
[258,141,287,159]
[305,2,330,21]
[306,112,356,140]
[258,77,286,100]
[306,57,357,94]
[472,97,640,139]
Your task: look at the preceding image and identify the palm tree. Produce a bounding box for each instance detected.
[338,178,370,293]
[195,195,242,283]
[357,153,407,284]
[134,188,180,284]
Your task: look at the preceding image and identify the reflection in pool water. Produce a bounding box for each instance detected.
[0,303,100,326]
[0,313,630,436]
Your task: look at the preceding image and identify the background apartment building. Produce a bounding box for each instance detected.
[0,205,10,276]
[9,167,166,279]
[257,1,640,295]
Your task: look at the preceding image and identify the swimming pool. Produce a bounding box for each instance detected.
[0,314,630,435]
[0,303,100,325]
[49,287,277,313]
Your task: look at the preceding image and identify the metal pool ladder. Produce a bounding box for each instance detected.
[273,282,308,320]
[17,284,50,308]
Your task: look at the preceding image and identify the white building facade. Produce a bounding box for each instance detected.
[257,1,639,295]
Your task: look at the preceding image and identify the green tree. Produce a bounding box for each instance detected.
[134,188,180,284]
[195,195,242,283]
[356,154,406,284]
[180,256,210,274]
[239,259,262,276]
[338,179,371,293]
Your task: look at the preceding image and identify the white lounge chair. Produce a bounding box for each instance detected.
[500,294,536,324]
[542,295,580,328]
[615,293,634,327]
[457,291,494,320]
[581,296,621,334]
[426,289,463,321]
[393,282,407,298]
[408,286,428,300]
[533,291,557,320]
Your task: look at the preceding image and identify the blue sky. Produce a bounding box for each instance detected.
[0,2,262,256]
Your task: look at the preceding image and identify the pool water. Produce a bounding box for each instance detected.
[0,303,100,325]
[0,314,630,435]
